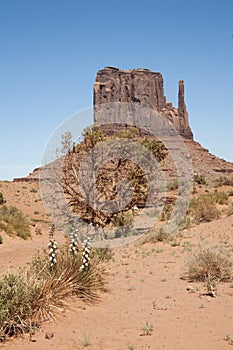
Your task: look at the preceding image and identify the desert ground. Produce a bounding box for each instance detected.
[0,179,233,350]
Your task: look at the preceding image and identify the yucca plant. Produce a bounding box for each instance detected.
[0,242,109,342]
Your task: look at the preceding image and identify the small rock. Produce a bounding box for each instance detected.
[45,332,54,340]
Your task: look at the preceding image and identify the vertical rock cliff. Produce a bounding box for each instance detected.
[93,67,193,139]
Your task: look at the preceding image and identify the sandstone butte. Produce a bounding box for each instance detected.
[15,66,233,184]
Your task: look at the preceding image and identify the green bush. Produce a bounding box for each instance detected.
[0,205,31,239]
[193,174,207,185]
[139,137,168,161]
[115,126,140,139]
[0,274,39,339]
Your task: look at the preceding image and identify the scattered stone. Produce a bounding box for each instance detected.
[45,332,54,340]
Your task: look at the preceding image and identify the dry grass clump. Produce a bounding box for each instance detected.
[188,195,220,223]
[213,191,229,205]
[0,244,109,342]
[139,227,171,244]
[215,176,233,187]
[184,244,233,282]
[0,205,31,239]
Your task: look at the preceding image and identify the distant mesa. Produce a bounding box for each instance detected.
[94,66,193,139]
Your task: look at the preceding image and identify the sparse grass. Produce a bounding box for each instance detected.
[160,203,173,221]
[139,227,171,244]
[141,322,153,336]
[92,247,113,261]
[181,241,192,252]
[0,205,31,239]
[184,243,232,282]
[0,244,108,342]
[81,334,91,347]
[179,191,231,228]
[188,195,220,223]
[224,334,233,346]
[215,176,233,187]
[35,227,42,235]
[128,344,136,349]
[213,191,229,205]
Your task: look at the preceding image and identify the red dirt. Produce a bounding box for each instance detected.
[0,181,233,350]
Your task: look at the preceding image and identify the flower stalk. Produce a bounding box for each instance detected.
[80,236,91,271]
[48,223,58,270]
[70,228,79,257]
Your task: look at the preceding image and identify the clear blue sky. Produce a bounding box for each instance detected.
[0,0,232,180]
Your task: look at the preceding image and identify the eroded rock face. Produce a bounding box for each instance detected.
[94,67,193,139]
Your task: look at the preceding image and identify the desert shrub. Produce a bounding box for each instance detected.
[115,126,140,139]
[226,202,233,216]
[0,273,39,340]
[139,137,168,161]
[193,174,207,185]
[112,211,134,228]
[228,190,233,197]
[179,215,192,230]
[112,211,135,238]
[184,244,232,282]
[167,180,179,192]
[0,205,30,239]
[92,247,113,261]
[213,191,228,205]
[215,176,233,187]
[160,203,173,221]
[140,227,171,244]
[0,244,108,341]
[0,235,3,244]
[0,192,5,205]
[188,195,219,223]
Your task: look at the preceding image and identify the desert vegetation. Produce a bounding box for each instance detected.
[61,126,168,232]
[183,242,233,297]
[0,225,109,342]
[0,204,31,239]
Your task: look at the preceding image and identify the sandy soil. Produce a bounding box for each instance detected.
[0,181,233,350]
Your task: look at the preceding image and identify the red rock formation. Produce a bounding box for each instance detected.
[94,67,193,139]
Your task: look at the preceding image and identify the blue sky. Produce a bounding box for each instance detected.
[0,0,232,180]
